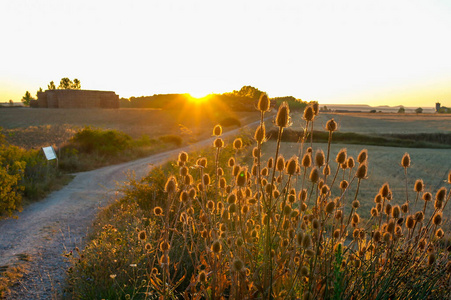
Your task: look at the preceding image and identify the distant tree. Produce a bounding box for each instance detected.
[58,77,73,89]
[36,87,43,98]
[397,106,405,113]
[415,107,423,114]
[72,78,81,89]
[21,91,34,106]
[9,99,13,106]
[369,110,377,113]
[48,81,56,90]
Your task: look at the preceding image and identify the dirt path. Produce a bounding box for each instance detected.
[0,120,265,299]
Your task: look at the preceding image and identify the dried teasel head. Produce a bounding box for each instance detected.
[276,156,285,172]
[433,213,442,226]
[312,102,319,116]
[236,168,248,187]
[275,101,290,128]
[301,153,311,168]
[336,148,347,164]
[257,93,270,112]
[347,157,355,169]
[355,163,367,179]
[309,167,320,183]
[286,156,298,176]
[228,157,235,167]
[165,176,177,194]
[414,179,424,193]
[401,152,410,168]
[340,180,348,190]
[232,258,244,272]
[422,192,432,202]
[214,138,224,148]
[213,124,222,136]
[392,205,401,218]
[406,215,415,229]
[315,149,325,167]
[303,105,314,122]
[178,151,188,163]
[436,187,447,202]
[233,138,243,150]
[357,149,368,164]
[380,183,390,198]
[326,118,338,132]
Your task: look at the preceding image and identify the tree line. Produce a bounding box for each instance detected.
[21,77,81,106]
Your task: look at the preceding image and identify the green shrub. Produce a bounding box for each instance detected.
[220,116,241,127]
[70,126,132,156]
[159,135,182,147]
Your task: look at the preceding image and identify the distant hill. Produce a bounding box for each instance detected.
[321,104,435,113]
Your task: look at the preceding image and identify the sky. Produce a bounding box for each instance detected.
[1,0,450,107]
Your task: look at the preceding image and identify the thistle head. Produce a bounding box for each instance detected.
[213,124,222,136]
[257,93,270,112]
[326,118,338,132]
[401,152,411,168]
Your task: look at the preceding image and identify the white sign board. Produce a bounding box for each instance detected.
[42,146,57,160]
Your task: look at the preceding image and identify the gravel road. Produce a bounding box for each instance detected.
[0,121,265,299]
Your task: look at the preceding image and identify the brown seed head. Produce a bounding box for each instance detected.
[309,167,320,183]
[178,151,188,163]
[232,259,244,272]
[303,106,314,122]
[213,124,222,136]
[414,179,424,193]
[373,231,381,243]
[286,156,298,175]
[154,206,163,216]
[312,102,319,115]
[315,149,325,167]
[180,166,189,177]
[436,187,447,202]
[357,149,368,164]
[436,228,444,238]
[160,241,170,252]
[276,156,285,172]
[202,174,210,186]
[355,163,367,179]
[138,230,146,241]
[236,168,248,187]
[326,118,338,132]
[275,101,290,128]
[232,165,240,176]
[401,153,410,168]
[180,191,189,202]
[257,93,270,112]
[401,203,408,213]
[352,200,360,209]
[347,157,355,169]
[385,203,392,216]
[299,189,307,202]
[371,207,378,217]
[428,252,436,266]
[392,205,401,218]
[422,192,432,201]
[415,211,424,222]
[433,213,442,225]
[211,240,222,253]
[335,210,343,220]
[233,138,243,150]
[340,180,348,189]
[198,271,207,282]
[214,138,224,148]
[228,157,235,167]
[406,215,415,229]
[380,183,390,198]
[301,153,311,168]
[336,148,347,164]
[383,232,392,243]
[325,201,335,214]
[165,176,177,194]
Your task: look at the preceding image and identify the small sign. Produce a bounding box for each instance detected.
[42,146,57,160]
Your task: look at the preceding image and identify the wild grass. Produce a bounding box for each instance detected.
[67,96,451,299]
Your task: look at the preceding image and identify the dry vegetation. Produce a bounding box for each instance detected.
[66,97,451,299]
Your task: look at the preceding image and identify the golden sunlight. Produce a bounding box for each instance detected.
[187,93,209,103]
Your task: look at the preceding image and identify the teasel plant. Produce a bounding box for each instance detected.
[122,99,451,300]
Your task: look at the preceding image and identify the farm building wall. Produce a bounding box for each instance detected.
[36,90,119,109]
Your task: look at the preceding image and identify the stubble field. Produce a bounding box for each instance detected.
[0,107,261,149]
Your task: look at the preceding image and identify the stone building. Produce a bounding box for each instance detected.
[34,89,119,109]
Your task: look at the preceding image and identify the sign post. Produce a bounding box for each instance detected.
[42,146,58,168]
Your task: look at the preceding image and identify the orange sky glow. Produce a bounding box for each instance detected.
[1,0,450,108]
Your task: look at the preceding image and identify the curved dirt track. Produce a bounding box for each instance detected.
[0,122,262,299]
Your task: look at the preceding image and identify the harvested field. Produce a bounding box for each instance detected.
[291,112,451,134]
[0,108,261,149]
[260,140,451,225]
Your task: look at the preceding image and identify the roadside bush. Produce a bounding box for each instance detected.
[70,126,132,156]
[220,116,241,127]
[67,98,451,299]
[159,135,182,147]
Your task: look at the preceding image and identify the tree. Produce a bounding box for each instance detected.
[36,87,43,98]
[21,91,34,106]
[48,81,56,90]
[397,106,405,113]
[72,78,81,89]
[58,77,73,89]
[415,107,423,114]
